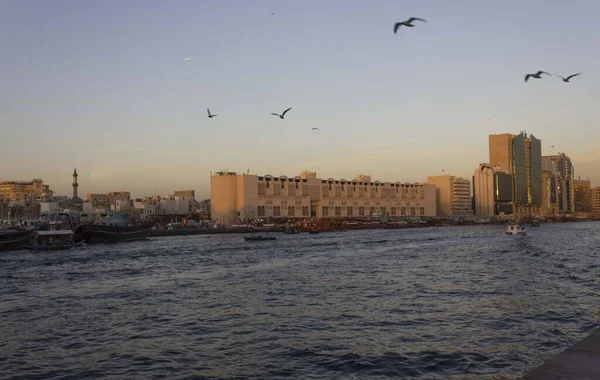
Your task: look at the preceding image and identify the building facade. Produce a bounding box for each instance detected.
[173,190,195,200]
[541,170,560,216]
[0,179,46,204]
[472,163,514,217]
[489,132,542,216]
[573,179,592,213]
[211,170,437,224]
[542,153,574,213]
[427,175,473,216]
[591,187,600,214]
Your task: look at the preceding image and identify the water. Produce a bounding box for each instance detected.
[1,223,599,379]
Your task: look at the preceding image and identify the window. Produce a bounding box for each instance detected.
[273,206,281,216]
[302,206,309,216]
[257,206,265,216]
[281,181,285,189]
[391,207,396,216]
[410,207,416,216]
[322,206,328,216]
[335,206,341,216]
[288,206,295,216]
[266,180,270,188]
[420,207,425,216]
[370,207,375,215]
[401,207,406,216]
[347,206,353,216]
[359,207,365,216]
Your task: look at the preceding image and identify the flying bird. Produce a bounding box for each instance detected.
[442,169,445,172]
[207,108,217,118]
[311,127,319,130]
[524,71,550,82]
[271,107,292,119]
[551,145,555,148]
[184,57,191,61]
[394,17,427,33]
[555,73,581,82]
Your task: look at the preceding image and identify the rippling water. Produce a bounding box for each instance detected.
[1,223,599,379]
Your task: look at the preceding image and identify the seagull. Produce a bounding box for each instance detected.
[271,107,292,119]
[311,127,319,131]
[551,145,555,148]
[394,17,427,33]
[207,108,217,118]
[524,71,550,82]
[184,57,191,61]
[442,169,445,172]
[555,73,581,82]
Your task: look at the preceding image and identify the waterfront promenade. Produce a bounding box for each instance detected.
[522,328,600,379]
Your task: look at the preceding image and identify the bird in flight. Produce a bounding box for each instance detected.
[311,127,319,131]
[394,17,427,33]
[551,145,555,148]
[555,73,581,82]
[271,107,292,119]
[184,57,191,61]
[442,169,445,172]
[207,108,217,118]
[524,71,550,82]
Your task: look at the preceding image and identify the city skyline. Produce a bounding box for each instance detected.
[2,0,599,196]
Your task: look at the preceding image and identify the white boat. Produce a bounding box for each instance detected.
[505,223,526,236]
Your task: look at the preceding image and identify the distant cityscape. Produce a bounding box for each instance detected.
[1,132,599,223]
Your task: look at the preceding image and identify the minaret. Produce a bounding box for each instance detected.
[72,167,79,198]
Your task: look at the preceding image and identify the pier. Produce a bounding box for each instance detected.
[522,328,600,379]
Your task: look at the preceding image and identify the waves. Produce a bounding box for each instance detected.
[0,224,599,379]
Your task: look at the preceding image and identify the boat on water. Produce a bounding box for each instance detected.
[28,230,83,251]
[0,228,35,252]
[505,223,527,236]
[530,220,540,227]
[282,227,300,234]
[75,211,155,244]
[244,235,277,241]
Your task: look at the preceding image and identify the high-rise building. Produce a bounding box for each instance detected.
[542,153,574,213]
[211,170,437,224]
[573,179,592,213]
[541,170,560,216]
[426,175,473,216]
[488,132,542,216]
[173,190,196,200]
[472,163,514,217]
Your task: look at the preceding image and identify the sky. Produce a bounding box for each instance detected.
[1,0,599,199]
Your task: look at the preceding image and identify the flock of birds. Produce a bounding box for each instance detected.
[199,16,581,131]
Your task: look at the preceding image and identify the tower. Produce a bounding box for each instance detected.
[72,167,78,198]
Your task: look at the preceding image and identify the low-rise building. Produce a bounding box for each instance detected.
[211,170,437,224]
[591,187,600,214]
[427,175,473,216]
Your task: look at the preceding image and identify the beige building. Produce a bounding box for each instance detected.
[211,170,437,224]
[87,191,131,207]
[573,179,592,212]
[427,175,472,216]
[0,179,47,204]
[473,164,494,217]
[173,190,195,200]
[541,170,560,216]
[591,187,600,214]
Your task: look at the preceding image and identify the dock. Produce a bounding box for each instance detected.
[522,328,600,379]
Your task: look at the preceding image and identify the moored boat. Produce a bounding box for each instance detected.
[0,228,34,252]
[28,230,83,251]
[75,211,154,244]
[244,235,276,241]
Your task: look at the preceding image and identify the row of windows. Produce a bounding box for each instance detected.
[322,206,425,217]
[257,205,310,217]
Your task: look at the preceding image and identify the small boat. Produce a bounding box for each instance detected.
[505,223,527,236]
[530,220,540,227]
[28,230,83,251]
[0,228,35,252]
[244,235,276,241]
[282,227,300,234]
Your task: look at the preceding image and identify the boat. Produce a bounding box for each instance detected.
[244,235,276,241]
[0,228,34,252]
[28,230,83,251]
[282,227,300,234]
[530,220,540,227]
[75,211,154,244]
[505,223,527,236]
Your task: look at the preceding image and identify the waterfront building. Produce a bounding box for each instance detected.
[426,175,473,216]
[489,132,542,216]
[210,170,437,224]
[472,163,514,217]
[0,178,51,204]
[541,170,560,216]
[591,187,600,214]
[573,179,592,213]
[542,153,575,213]
[87,191,131,207]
